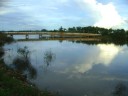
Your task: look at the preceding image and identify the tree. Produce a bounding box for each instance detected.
[113,83,127,96]
[59,26,64,32]
[13,46,37,79]
[41,29,47,32]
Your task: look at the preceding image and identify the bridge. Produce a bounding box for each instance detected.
[5,32,101,39]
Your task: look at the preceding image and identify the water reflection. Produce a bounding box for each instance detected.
[11,46,37,79]
[113,83,128,96]
[60,44,122,75]
[97,44,121,66]
[42,49,56,72]
[3,40,128,96]
[0,47,4,58]
[73,39,128,46]
[43,49,56,67]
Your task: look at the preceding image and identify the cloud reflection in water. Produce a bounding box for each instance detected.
[60,44,122,74]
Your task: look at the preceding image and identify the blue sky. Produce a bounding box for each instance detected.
[0,0,128,30]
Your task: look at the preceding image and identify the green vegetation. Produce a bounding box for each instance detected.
[2,26,128,41]
[13,46,37,79]
[44,49,56,66]
[0,33,57,96]
[0,60,55,96]
[65,26,128,42]
[0,32,13,46]
[1,27,128,96]
[63,26,128,45]
[113,83,127,96]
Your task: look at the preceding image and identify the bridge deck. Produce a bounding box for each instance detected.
[5,32,101,36]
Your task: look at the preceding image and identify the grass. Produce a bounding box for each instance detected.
[0,60,57,96]
[0,33,59,96]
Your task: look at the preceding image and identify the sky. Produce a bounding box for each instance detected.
[0,0,128,30]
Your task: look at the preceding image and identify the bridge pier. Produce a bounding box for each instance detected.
[26,34,29,39]
[39,34,42,39]
[51,34,55,38]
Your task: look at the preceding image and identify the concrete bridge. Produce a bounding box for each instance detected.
[5,32,101,39]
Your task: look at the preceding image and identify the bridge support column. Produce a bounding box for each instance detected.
[39,34,42,39]
[51,34,54,38]
[26,34,29,39]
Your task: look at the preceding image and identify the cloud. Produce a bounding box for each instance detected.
[0,0,9,7]
[0,7,14,15]
[96,44,121,65]
[94,3,124,28]
[78,0,125,28]
[0,0,15,15]
[124,19,128,23]
[1,0,128,30]
[61,44,122,74]
[13,0,83,29]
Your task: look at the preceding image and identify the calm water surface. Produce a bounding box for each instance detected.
[3,38,128,96]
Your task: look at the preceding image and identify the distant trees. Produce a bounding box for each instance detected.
[68,27,77,32]
[67,26,111,34]
[126,31,128,39]
[1,26,128,42]
[66,26,128,41]
[58,26,67,32]
[59,26,64,32]
[41,29,47,32]
[0,32,13,45]
[110,29,126,40]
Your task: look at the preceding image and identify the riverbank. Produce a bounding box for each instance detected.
[0,33,57,96]
[0,59,56,96]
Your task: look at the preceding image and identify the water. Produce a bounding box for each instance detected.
[3,37,128,96]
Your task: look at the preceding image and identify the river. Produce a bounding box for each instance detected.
[3,36,128,96]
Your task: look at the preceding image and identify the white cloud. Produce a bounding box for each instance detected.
[0,10,14,15]
[13,0,82,29]
[94,3,124,28]
[1,0,128,30]
[0,7,14,15]
[0,10,10,15]
[96,44,120,66]
[78,0,125,28]
[61,44,122,74]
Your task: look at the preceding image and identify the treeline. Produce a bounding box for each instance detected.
[0,32,13,58]
[60,26,128,40]
[64,26,128,41]
[1,26,128,40]
[0,32,13,46]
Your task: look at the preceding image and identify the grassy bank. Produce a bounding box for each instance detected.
[0,32,13,46]
[0,59,56,96]
[0,33,57,96]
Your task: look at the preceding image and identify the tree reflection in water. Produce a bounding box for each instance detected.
[13,46,37,79]
[43,49,56,71]
[113,83,128,96]
[0,47,4,58]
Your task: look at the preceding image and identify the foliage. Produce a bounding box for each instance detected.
[44,50,56,66]
[0,35,56,96]
[0,32,13,45]
[2,26,128,42]
[17,46,30,60]
[13,46,37,79]
[113,83,128,96]
[0,47,4,58]
[0,60,55,96]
